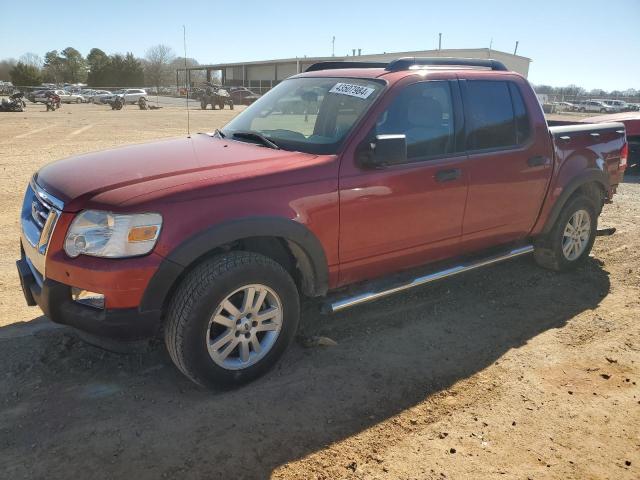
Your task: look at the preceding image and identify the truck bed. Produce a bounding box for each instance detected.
[548,121,628,188]
[549,113,639,175]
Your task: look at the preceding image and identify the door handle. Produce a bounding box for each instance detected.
[435,168,462,182]
[527,156,548,167]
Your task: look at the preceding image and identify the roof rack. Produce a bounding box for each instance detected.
[385,57,508,72]
[305,61,388,72]
[304,57,509,73]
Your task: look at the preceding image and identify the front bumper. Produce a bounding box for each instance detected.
[17,254,162,341]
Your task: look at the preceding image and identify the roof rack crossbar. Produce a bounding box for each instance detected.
[305,61,388,72]
[385,57,508,72]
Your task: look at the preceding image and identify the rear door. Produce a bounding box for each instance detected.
[459,79,552,248]
[338,79,469,285]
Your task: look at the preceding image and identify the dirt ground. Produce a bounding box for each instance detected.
[0,104,638,479]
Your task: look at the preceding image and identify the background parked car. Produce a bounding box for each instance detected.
[554,101,577,112]
[84,90,112,103]
[78,90,96,102]
[0,80,14,94]
[230,87,261,105]
[578,100,616,113]
[103,89,147,104]
[31,90,84,104]
[602,99,632,112]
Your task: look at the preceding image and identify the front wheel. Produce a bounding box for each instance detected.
[533,195,597,271]
[164,252,300,388]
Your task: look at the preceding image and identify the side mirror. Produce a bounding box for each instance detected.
[358,134,407,168]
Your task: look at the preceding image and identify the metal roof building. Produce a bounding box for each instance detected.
[179,48,531,92]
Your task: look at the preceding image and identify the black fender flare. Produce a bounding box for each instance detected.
[140,217,329,312]
[541,168,608,235]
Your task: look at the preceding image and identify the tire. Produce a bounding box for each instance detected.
[600,108,606,113]
[533,195,597,271]
[164,251,300,388]
[76,98,81,103]
[580,107,585,113]
[218,101,224,110]
[201,101,206,110]
[229,102,234,110]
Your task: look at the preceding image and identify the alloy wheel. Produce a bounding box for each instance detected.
[562,209,591,261]
[206,284,283,370]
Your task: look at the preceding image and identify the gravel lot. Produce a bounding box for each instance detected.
[0,103,638,479]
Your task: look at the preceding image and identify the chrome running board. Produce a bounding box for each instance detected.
[326,245,534,314]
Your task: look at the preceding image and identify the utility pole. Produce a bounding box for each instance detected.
[514,41,519,55]
[489,38,493,57]
[332,36,335,57]
[438,33,442,50]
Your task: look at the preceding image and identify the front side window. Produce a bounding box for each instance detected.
[464,81,519,150]
[375,81,455,161]
[222,77,384,154]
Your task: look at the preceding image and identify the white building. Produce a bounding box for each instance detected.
[179,48,531,92]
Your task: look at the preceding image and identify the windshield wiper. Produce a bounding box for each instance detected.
[214,128,226,138]
[232,131,280,150]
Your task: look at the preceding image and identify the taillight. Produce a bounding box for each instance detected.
[620,142,628,171]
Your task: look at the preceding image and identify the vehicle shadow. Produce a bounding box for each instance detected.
[0,256,610,479]
[622,174,639,184]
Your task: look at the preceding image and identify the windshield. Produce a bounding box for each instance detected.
[221,77,384,154]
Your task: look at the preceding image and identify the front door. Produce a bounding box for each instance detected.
[338,80,469,285]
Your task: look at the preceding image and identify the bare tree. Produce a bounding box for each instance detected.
[144,44,175,90]
[19,52,43,70]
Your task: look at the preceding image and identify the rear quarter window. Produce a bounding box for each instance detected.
[509,83,531,144]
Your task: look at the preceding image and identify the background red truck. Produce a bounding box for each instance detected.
[17,57,628,388]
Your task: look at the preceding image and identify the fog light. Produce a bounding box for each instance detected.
[71,288,105,309]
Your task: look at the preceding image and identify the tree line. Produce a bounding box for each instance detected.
[2,48,637,98]
[0,45,199,88]
[532,83,638,101]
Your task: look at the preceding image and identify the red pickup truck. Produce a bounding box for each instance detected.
[17,57,628,388]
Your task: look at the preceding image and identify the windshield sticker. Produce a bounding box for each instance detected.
[329,83,375,99]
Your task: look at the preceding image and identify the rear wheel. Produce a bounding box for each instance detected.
[533,195,597,271]
[164,252,300,388]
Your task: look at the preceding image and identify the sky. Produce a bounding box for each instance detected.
[1,0,638,91]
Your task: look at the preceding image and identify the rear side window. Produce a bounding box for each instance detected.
[464,81,514,150]
[463,80,530,150]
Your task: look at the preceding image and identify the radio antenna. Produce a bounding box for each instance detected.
[183,25,190,136]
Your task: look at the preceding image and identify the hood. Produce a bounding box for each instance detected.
[36,134,319,212]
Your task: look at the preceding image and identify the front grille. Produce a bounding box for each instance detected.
[21,180,63,275]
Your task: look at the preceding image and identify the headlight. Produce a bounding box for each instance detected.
[64,210,162,258]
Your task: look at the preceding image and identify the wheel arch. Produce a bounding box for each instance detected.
[541,169,607,235]
[140,217,329,314]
